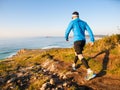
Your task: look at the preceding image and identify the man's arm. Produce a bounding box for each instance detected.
[65,22,73,41]
[85,23,95,43]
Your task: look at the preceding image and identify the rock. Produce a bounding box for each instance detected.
[59,73,67,80]
[50,78,55,85]
[59,73,64,79]
[42,60,57,72]
[42,60,52,67]
[25,66,34,70]
[63,82,67,87]
[62,71,74,80]
[7,77,16,83]
[18,66,33,74]
[33,76,37,80]
[49,64,56,72]
[43,69,47,73]
[17,49,27,55]
[62,75,67,80]
[17,73,24,77]
[56,85,63,90]
[17,79,21,83]
[65,71,73,75]
[53,73,57,76]
[40,82,49,90]
[10,86,15,89]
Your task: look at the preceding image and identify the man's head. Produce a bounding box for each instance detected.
[72,11,79,19]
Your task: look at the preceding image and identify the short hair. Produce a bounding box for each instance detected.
[72,11,79,16]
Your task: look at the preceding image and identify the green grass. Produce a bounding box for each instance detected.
[0,61,13,76]
[84,34,120,53]
[28,76,48,90]
[89,59,102,73]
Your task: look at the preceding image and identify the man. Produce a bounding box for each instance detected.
[65,11,96,80]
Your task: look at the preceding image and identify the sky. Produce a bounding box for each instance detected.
[0,0,120,38]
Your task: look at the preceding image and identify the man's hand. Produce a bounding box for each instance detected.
[89,42,94,46]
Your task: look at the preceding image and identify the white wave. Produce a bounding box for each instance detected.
[42,46,61,49]
[7,52,17,58]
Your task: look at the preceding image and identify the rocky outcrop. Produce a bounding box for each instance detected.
[0,55,91,90]
[16,49,28,55]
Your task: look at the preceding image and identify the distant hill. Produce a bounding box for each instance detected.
[86,34,106,38]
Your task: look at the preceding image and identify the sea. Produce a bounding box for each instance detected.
[0,37,74,60]
[0,36,101,60]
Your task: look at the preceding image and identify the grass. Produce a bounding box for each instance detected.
[28,76,48,90]
[89,59,102,73]
[1,35,120,74]
[0,34,120,89]
[0,61,14,76]
[111,46,120,55]
[84,34,120,54]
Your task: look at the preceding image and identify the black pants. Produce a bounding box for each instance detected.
[74,40,85,54]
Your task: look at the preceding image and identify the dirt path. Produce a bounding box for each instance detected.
[40,57,120,90]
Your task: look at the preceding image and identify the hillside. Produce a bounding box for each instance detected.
[0,34,120,90]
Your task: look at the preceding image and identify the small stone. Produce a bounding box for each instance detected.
[7,77,16,83]
[53,73,57,76]
[56,85,63,90]
[62,75,67,80]
[26,66,34,70]
[63,82,67,87]
[43,69,47,72]
[40,82,48,90]
[65,71,73,76]
[50,78,55,85]
[33,76,37,80]
[59,73,64,79]
[17,73,23,77]
[17,80,21,83]
[10,86,14,89]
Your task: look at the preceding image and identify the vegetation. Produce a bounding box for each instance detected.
[0,34,120,90]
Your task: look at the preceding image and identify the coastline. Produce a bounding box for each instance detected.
[0,36,104,60]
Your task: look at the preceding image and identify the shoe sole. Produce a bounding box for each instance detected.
[85,74,96,80]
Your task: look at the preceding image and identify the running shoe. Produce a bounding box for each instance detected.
[72,63,76,71]
[85,72,96,80]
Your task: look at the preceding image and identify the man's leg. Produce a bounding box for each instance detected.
[77,54,92,72]
[73,40,96,80]
[72,53,78,70]
[77,54,96,80]
[77,54,90,69]
[72,53,91,71]
[74,56,78,64]
[74,52,78,64]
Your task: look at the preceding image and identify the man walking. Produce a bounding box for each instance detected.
[65,11,96,80]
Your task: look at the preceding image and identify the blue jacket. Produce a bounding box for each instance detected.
[65,18,95,42]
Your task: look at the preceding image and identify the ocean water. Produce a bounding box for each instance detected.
[0,37,74,60]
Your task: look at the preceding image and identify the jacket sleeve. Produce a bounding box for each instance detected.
[65,22,73,40]
[85,23,95,42]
